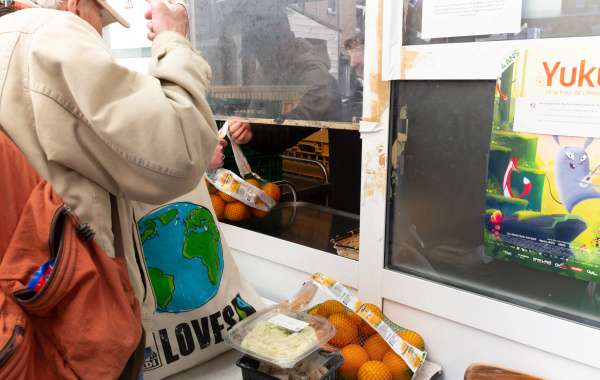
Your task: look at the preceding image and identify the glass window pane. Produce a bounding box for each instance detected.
[190,0,364,124]
[386,81,600,327]
[190,0,364,256]
[404,0,600,45]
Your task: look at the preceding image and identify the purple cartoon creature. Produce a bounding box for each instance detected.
[553,136,600,213]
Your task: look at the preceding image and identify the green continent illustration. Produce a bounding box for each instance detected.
[147,268,175,309]
[138,203,224,313]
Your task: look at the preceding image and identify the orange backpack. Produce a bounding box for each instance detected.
[0,0,32,16]
[0,129,144,379]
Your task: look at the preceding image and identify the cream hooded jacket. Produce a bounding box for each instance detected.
[0,8,218,300]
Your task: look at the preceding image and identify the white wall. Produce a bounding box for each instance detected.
[231,249,314,303]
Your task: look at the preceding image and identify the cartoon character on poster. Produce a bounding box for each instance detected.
[484,47,600,282]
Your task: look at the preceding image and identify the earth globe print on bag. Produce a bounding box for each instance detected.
[138,202,223,312]
[132,184,264,380]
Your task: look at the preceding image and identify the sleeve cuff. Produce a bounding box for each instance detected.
[152,31,192,58]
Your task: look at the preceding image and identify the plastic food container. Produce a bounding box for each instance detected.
[225,305,335,369]
[236,350,344,380]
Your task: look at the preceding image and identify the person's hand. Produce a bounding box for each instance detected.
[145,0,189,41]
[208,139,227,170]
[228,118,253,145]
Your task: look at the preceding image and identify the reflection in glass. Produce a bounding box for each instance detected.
[191,0,365,123]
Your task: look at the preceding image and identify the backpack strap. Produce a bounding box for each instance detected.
[110,194,146,380]
[110,194,125,259]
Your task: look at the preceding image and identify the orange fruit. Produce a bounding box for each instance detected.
[339,344,369,380]
[251,199,269,218]
[329,313,358,348]
[224,201,249,222]
[219,191,236,203]
[382,351,411,380]
[262,182,281,202]
[357,361,392,380]
[359,304,383,337]
[364,334,389,361]
[346,310,363,326]
[318,300,347,317]
[398,330,425,351]
[210,194,225,220]
[246,178,260,188]
[252,208,269,218]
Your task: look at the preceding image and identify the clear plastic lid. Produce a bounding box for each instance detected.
[225,305,335,368]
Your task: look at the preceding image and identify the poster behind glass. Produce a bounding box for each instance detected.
[190,0,365,123]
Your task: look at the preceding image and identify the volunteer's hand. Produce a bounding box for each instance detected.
[145,0,189,41]
[228,118,253,145]
[208,139,227,170]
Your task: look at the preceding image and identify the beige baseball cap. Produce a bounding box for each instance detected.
[26,0,130,27]
[97,0,130,28]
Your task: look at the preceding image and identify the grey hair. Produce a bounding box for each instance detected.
[31,0,63,9]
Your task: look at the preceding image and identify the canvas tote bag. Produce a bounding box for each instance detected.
[132,182,264,379]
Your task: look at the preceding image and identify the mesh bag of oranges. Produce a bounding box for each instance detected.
[206,122,280,222]
[287,274,440,380]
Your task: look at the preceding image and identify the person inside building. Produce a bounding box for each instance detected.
[343,34,364,121]
[0,0,217,376]
[227,0,363,214]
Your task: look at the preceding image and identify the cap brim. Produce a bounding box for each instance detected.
[97,0,130,28]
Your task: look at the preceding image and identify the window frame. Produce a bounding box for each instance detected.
[356,0,600,372]
[327,0,338,15]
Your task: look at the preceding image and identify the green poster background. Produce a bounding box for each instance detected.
[485,50,600,283]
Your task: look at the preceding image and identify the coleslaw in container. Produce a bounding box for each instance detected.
[225,305,335,369]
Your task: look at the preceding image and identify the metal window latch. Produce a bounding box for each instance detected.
[390,105,409,171]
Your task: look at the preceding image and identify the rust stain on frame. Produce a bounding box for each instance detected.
[399,49,419,79]
[363,144,387,201]
[363,0,391,123]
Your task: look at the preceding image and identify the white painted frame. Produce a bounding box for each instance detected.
[224,0,600,373]
[376,0,600,373]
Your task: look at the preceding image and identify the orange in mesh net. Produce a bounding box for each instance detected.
[224,201,249,222]
[329,313,358,348]
[346,310,362,326]
[252,208,268,218]
[262,182,281,202]
[210,195,225,220]
[364,334,389,361]
[339,344,369,380]
[251,199,268,218]
[399,330,425,351]
[219,190,236,203]
[382,351,411,380]
[357,361,393,380]
[317,300,346,318]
